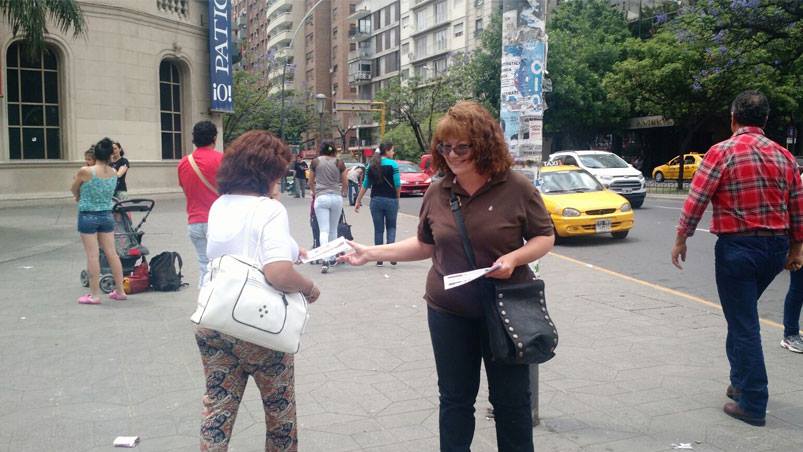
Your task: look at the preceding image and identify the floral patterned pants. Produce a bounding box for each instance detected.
[195,328,297,451]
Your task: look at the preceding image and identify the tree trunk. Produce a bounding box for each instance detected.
[405,111,428,153]
[677,119,705,191]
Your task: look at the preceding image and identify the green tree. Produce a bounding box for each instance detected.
[544,0,631,147]
[0,0,86,55]
[223,70,312,145]
[375,75,462,155]
[604,0,803,176]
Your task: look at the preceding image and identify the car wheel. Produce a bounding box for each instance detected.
[654,171,665,182]
[611,230,629,239]
[631,199,644,209]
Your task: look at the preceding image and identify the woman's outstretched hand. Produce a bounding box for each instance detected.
[338,240,370,266]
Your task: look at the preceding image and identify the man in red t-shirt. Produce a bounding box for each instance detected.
[177,121,223,287]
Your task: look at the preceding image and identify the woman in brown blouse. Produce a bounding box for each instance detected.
[340,101,554,451]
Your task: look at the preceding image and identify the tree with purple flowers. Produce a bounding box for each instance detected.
[604,0,802,185]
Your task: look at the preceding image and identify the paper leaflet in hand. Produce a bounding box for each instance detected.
[443,264,501,290]
[301,236,353,263]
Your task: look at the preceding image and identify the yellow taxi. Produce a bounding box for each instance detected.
[651,153,704,182]
[538,165,634,239]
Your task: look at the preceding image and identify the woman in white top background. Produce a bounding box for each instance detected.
[196,130,320,452]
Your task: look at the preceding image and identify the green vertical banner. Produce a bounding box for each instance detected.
[500,0,547,165]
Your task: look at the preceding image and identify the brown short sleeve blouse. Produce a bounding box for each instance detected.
[417,169,554,318]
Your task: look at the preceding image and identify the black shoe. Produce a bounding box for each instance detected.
[723,402,765,426]
[390,262,397,265]
[726,385,741,402]
[376,262,384,267]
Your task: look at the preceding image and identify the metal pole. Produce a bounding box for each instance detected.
[530,364,539,426]
[319,113,324,147]
[278,0,327,141]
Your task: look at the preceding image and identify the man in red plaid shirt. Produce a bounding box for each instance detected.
[672,91,803,427]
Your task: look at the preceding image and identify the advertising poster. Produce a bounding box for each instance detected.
[500,0,547,162]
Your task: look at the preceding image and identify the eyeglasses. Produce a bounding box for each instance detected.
[437,143,472,156]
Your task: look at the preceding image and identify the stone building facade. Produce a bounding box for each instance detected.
[0,0,223,201]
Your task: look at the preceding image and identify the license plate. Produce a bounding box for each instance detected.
[595,219,612,233]
[620,188,632,194]
[411,190,422,195]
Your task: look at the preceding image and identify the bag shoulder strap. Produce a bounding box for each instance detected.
[449,188,477,270]
[188,154,218,195]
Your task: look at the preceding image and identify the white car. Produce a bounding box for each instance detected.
[547,150,646,208]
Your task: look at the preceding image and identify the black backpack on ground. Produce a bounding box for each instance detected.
[149,251,184,291]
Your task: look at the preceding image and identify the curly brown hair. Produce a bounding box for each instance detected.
[430,101,512,178]
[217,130,291,196]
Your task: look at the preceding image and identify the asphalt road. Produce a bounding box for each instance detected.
[397,194,792,326]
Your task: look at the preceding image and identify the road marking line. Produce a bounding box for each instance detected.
[653,205,683,210]
[398,210,792,332]
[549,252,787,332]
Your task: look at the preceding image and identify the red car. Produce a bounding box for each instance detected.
[398,160,432,196]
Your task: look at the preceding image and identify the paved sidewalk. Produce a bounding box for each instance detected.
[0,194,801,452]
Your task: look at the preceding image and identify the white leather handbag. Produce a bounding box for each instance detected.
[190,254,309,354]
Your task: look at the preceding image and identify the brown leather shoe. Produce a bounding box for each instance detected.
[726,385,741,401]
[723,402,765,426]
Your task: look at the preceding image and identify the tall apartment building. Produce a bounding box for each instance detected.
[232,0,270,77]
[348,0,499,145]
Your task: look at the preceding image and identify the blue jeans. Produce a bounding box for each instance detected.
[314,193,343,246]
[428,306,533,452]
[369,196,398,246]
[714,235,788,417]
[294,179,306,198]
[783,269,803,337]
[188,223,209,287]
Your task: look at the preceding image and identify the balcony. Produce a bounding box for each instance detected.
[266,0,291,19]
[349,71,372,85]
[349,27,371,42]
[267,28,292,51]
[267,12,292,35]
[347,7,371,21]
[412,0,436,9]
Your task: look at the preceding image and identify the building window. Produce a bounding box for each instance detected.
[454,22,463,37]
[475,18,484,35]
[435,1,447,24]
[159,60,182,159]
[6,41,61,160]
[415,9,428,31]
[415,37,427,59]
[435,29,447,51]
[434,57,447,75]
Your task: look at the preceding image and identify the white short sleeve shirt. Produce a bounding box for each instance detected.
[206,195,299,266]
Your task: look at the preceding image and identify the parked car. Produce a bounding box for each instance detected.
[397,160,432,196]
[547,150,646,208]
[538,165,634,240]
[652,153,704,182]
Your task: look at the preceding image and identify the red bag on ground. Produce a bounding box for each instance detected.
[123,258,150,294]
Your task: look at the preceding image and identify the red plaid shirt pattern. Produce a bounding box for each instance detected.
[677,127,803,242]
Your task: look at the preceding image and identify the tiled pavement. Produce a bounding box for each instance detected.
[0,194,801,451]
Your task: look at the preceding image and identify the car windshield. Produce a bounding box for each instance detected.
[397,162,420,173]
[578,153,629,169]
[540,170,603,193]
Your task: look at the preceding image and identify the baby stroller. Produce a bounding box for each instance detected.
[80,198,155,293]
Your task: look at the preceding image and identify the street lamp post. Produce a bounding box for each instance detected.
[278,0,326,141]
[315,93,327,148]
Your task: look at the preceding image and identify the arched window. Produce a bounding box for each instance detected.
[6,42,61,159]
[159,60,182,159]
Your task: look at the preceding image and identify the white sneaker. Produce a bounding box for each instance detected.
[780,335,803,353]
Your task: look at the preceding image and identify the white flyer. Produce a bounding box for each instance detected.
[113,436,140,448]
[443,264,501,290]
[301,236,353,263]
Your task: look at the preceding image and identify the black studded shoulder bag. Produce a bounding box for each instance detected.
[449,189,558,365]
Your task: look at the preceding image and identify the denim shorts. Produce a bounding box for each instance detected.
[77,210,114,234]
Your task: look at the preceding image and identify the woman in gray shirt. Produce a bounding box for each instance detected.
[309,141,348,273]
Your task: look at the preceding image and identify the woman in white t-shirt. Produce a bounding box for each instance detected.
[196,130,320,452]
